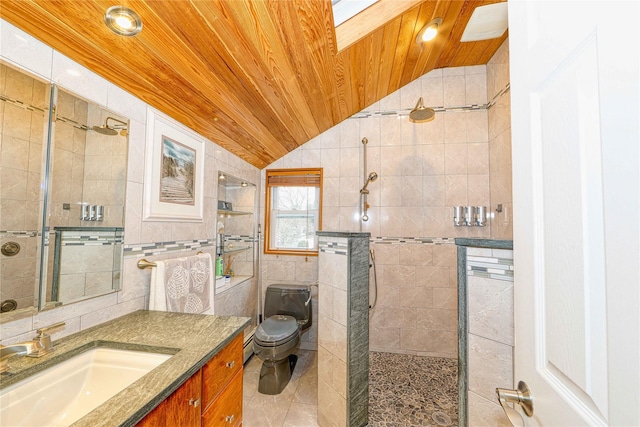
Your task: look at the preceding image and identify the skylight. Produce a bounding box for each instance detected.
[332,0,379,27]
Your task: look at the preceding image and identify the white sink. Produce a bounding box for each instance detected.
[0,347,172,427]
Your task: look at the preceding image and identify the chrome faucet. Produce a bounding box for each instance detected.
[0,341,42,373]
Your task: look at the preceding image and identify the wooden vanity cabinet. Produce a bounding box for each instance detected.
[137,333,243,427]
[136,372,202,427]
[201,333,243,426]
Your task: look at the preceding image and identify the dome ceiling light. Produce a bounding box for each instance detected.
[104,6,142,37]
[416,17,443,43]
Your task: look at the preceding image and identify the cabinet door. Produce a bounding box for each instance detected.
[166,371,202,427]
[202,334,243,410]
[202,370,243,427]
[137,370,202,427]
[136,403,166,427]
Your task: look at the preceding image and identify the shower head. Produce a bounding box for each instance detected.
[360,172,378,194]
[92,116,128,136]
[91,125,118,136]
[409,97,436,123]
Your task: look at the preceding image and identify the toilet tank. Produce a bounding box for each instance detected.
[263,284,312,331]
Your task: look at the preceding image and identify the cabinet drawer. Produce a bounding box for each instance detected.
[202,333,243,409]
[202,369,243,427]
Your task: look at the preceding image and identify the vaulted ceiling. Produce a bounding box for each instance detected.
[1,0,507,169]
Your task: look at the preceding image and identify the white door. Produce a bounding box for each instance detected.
[509,1,639,426]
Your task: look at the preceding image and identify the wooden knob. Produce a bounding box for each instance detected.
[226,360,235,369]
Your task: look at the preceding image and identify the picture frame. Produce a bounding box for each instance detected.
[143,108,204,222]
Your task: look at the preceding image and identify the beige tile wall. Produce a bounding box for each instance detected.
[317,237,348,427]
[261,62,501,358]
[487,40,513,240]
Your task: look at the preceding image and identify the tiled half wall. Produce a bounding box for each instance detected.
[456,239,513,427]
[317,232,369,427]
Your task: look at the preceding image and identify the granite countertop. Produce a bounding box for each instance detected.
[0,310,250,427]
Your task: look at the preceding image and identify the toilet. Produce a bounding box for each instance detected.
[253,283,312,395]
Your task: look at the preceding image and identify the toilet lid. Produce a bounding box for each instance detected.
[255,315,299,345]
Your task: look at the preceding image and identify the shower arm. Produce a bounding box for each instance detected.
[105,116,127,129]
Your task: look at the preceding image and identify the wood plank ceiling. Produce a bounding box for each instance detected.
[0,0,507,169]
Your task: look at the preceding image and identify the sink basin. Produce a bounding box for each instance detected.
[0,347,172,426]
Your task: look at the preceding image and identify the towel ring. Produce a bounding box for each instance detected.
[137,251,205,269]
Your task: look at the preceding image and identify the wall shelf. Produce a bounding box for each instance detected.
[216,171,256,296]
[215,275,252,294]
[218,209,252,216]
[221,246,251,256]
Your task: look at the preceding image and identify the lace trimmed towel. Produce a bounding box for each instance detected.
[149,253,214,314]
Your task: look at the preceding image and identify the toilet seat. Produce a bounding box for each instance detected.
[254,315,299,347]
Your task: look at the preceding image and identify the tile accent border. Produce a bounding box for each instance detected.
[455,238,513,427]
[467,255,513,282]
[0,230,40,238]
[369,236,454,245]
[319,240,349,255]
[350,104,489,120]
[57,228,124,246]
[348,83,509,120]
[123,238,216,257]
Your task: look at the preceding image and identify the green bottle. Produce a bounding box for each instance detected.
[215,255,224,277]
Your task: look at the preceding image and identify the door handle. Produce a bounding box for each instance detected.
[496,381,534,426]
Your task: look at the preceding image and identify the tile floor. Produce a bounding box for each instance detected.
[243,350,319,427]
[242,350,458,427]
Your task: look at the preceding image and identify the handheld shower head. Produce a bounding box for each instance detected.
[360,172,378,194]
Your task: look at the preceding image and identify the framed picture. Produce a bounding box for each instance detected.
[143,108,204,222]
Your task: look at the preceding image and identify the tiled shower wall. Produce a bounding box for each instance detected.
[0,20,260,344]
[487,41,513,240]
[261,39,513,357]
[0,63,46,310]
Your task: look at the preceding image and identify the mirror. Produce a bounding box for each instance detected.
[0,62,50,315]
[0,62,129,317]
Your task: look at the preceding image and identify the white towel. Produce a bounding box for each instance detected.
[149,253,214,314]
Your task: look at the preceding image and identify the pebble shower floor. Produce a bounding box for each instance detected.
[242,350,458,426]
[368,352,458,427]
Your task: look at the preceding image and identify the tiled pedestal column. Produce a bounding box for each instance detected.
[316,231,369,427]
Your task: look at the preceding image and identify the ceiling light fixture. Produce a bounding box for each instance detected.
[104,6,142,37]
[219,173,226,180]
[416,17,443,43]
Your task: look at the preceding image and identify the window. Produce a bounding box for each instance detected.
[331,0,379,27]
[265,168,323,256]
